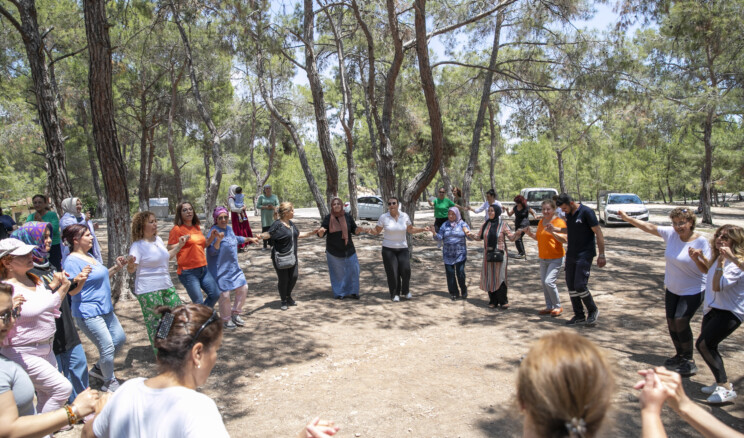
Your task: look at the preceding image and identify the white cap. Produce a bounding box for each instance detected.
[0,238,37,258]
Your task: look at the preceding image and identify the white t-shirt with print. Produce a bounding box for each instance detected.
[658,226,710,296]
[92,377,229,438]
[377,212,412,249]
[129,236,174,295]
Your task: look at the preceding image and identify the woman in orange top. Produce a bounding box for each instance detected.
[525,199,567,316]
[167,202,221,307]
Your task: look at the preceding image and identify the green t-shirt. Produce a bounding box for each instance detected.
[433,197,455,219]
[26,211,61,245]
[256,194,279,228]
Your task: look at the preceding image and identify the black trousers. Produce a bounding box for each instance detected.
[434,217,448,233]
[665,290,703,360]
[381,247,410,298]
[262,226,271,248]
[565,256,597,318]
[272,258,298,302]
[696,308,741,383]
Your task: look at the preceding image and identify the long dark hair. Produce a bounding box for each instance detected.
[174,202,200,227]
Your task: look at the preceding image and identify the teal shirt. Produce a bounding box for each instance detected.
[26,211,61,245]
[433,197,455,219]
[256,194,279,228]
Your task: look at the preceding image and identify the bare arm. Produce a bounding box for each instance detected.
[298,229,320,239]
[619,211,661,237]
[0,388,99,438]
[406,224,428,234]
[108,257,127,278]
[592,225,606,267]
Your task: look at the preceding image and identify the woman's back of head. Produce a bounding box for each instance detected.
[517,331,614,438]
[154,304,222,377]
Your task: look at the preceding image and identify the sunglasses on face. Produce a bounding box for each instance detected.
[388,202,397,206]
[672,222,689,228]
[1,307,20,325]
[217,216,228,220]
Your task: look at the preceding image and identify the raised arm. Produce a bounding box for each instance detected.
[619,211,661,237]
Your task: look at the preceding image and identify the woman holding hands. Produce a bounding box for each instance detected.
[619,207,709,376]
[689,224,744,404]
[468,205,522,308]
[524,199,567,316]
[370,197,429,302]
[429,206,470,301]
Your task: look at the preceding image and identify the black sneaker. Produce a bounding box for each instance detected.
[462,292,468,300]
[664,355,684,368]
[676,359,698,377]
[350,294,359,300]
[450,295,457,301]
[288,298,297,306]
[566,315,586,326]
[585,310,600,327]
[280,301,288,311]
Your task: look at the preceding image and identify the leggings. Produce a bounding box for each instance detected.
[665,290,702,360]
[381,247,410,298]
[272,258,299,302]
[262,226,271,248]
[696,308,741,383]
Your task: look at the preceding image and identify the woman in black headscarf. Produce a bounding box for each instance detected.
[468,205,521,308]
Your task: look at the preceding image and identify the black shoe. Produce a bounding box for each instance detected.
[350,294,359,300]
[280,301,288,311]
[664,355,684,368]
[676,359,698,377]
[288,299,297,306]
[335,296,344,300]
[585,310,600,327]
[566,315,586,326]
[450,295,457,301]
[462,293,468,300]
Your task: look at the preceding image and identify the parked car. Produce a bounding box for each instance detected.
[344,196,385,220]
[598,193,649,225]
[519,188,559,222]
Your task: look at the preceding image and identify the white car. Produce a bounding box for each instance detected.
[599,193,649,225]
[344,196,385,220]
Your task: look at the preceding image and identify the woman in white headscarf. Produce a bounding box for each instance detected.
[226,185,253,251]
[429,206,472,301]
[59,198,102,263]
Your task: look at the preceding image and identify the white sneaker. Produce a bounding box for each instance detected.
[405,292,412,300]
[392,295,400,302]
[707,386,737,404]
[701,383,718,394]
[231,315,245,327]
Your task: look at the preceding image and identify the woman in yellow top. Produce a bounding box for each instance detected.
[524,199,567,316]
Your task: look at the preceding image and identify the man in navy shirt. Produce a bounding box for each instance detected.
[551,193,606,326]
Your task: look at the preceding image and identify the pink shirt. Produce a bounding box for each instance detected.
[2,281,61,347]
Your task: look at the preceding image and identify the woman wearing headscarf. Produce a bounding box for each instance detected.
[317,198,370,300]
[27,194,63,270]
[468,205,521,308]
[12,222,92,406]
[207,207,259,329]
[256,184,279,250]
[429,206,471,301]
[227,185,253,251]
[59,197,102,264]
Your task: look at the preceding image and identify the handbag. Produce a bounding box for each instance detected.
[486,220,505,263]
[274,236,296,269]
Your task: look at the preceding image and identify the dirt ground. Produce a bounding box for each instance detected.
[59,203,744,437]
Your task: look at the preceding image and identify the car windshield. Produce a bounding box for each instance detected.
[608,195,642,205]
[526,191,556,202]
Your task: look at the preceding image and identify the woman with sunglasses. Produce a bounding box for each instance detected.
[689,225,744,404]
[0,237,74,412]
[167,202,221,307]
[619,207,709,377]
[370,197,429,302]
[207,207,259,329]
[0,282,100,437]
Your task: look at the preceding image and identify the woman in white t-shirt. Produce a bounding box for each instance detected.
[371,197,429,302]
[126,212,188,355]
[619,207,709,376]
[689,225,744,404]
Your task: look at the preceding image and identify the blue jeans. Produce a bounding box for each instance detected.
[177,266,221,307]
[326,252,360,297]
[56,343,89,402]
[74,312,126,383]
[444,260,467,297]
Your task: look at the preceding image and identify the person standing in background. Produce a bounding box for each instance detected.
[227,185,253,252]
[256,185,279,251]
[59,197,102,264]
[26,195,62,270]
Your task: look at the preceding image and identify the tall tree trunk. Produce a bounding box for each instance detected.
[83,0,131,300]
[487,102,498,192]
[249,92,275,212]
[438,161,452,197]
[400,0,444,228]
[462,10,503,213]
[171,6,223,228]
[137,96,151,211]
[304,0,339,206]
[0,0,72,213]
[78,99,107,217]
[166,62,185,203]
[699,108,714,224]
[556,147,566,194]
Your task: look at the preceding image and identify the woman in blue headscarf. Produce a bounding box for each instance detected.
[429,206,472,301]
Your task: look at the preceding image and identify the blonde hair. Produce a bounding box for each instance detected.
[669,207,697,231]
[710,224,744,263]
[277,202,294,220]
[131,211,155,241]
[517,331,614,438]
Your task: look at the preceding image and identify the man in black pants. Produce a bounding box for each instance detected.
[552,194,606,327]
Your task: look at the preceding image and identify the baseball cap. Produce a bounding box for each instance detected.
[0,238,37,258]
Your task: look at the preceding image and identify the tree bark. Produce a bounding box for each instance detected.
[462,10,503,216]
[0,0,72,213]
[83,0,131,300]
[77,99,107,217]
[699,107,715,224]
[487,102,498,192]
[304,0,339,206]
[249,91,275,212]
[171,5,223,228]
[166,62,185,203]
[556,147,566,194]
